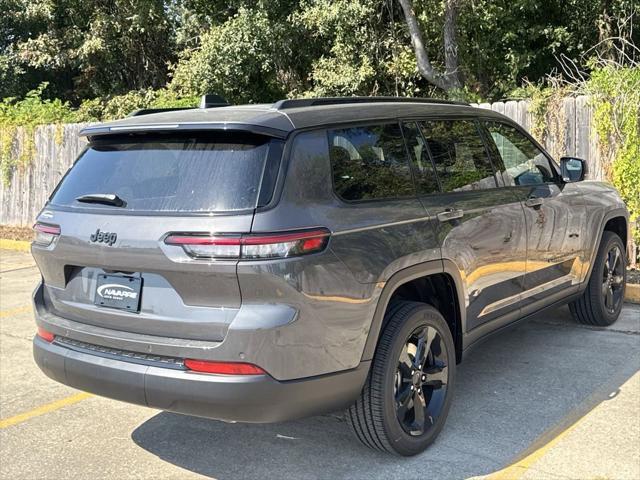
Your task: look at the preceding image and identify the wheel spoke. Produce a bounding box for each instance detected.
[398,344,413,373]
[612,247,620,272]
[396,385,412,420]
[411,391,426,434]
[602,280,610,297]
[424,364,448,389]
[606,286,614,309]
[413,335,425,368]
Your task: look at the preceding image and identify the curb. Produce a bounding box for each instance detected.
[626,283,640,305]
[0,239,31,252]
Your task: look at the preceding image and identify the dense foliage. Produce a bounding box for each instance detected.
[587,66,640,240]
[2,0,638,104]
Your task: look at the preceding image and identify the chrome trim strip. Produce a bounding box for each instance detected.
[332,215,435,236]
[479,275,573,317]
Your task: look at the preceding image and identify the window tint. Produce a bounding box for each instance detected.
[484,121,556,186]
[328,123,414,201]
[419,120,496,192]
[50,133,272,212]
[402,122,439,195]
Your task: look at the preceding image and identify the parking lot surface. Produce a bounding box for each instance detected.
[1,248,639,479]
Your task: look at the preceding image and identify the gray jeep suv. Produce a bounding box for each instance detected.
[32,96,629,455]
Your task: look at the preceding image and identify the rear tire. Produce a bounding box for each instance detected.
[347,301,456,456]
[569,231,626,326]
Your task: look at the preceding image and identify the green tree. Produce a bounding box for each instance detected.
[1,0,175,101]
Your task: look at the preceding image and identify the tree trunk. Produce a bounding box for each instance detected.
[398,0,462,92]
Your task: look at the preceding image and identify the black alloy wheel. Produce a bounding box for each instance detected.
[395,325,448,436]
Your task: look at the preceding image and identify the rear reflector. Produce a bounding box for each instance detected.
[184,359,266,375]
[33,222,61,246]
[165,228,330,260]
[37,327,55,343]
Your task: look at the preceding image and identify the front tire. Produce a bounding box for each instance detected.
[347,302,456,456]
[569,231,626,326]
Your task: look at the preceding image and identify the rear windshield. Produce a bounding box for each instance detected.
[50,133,275,213]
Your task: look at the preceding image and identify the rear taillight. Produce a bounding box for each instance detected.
[33,223,60,246]
[165,228,330,260]
[184,359,266,375]
[36,327,55,343]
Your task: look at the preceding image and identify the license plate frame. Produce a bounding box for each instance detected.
[94,274,142,312]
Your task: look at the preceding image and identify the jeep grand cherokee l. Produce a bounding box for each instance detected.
[32,96,629,455]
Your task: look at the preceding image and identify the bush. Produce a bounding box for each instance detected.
[586,66,640,244]
[0,84,198,184]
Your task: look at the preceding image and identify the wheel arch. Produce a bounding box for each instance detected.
[583,208,629,286]
[361,259,466,364]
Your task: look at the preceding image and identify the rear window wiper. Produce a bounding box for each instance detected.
[75,193,127,207]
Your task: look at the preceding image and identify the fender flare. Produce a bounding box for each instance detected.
[582,207,629,286]
[360,258,467,362]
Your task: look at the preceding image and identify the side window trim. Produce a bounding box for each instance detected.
[472,118,500,187]
[400,120,443,194]
[477,120,508,187]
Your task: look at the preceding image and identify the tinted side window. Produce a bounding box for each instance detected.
[328,123,414,201]
[484,121,556,186]
[419,120,496,192]
[402,122,439,195]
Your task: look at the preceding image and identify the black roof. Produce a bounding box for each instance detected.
[79,97,506,140]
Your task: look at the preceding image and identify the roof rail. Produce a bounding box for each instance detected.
[273,96,469,110]
[128,107,194,117]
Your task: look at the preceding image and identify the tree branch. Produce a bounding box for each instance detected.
[398,0,461,91]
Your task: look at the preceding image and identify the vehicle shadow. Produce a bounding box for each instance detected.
[131,306,639,480]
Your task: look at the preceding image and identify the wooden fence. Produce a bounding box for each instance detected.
[0,96,607,226]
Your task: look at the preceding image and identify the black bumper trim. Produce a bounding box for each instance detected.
[33,336,369,423]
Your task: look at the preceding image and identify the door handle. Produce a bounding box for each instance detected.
[437,208,464,222]
[525,197,544,208]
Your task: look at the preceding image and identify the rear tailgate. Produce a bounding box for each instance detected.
[32,131,282,342]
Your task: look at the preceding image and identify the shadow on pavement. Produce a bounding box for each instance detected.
[132,306,639,480]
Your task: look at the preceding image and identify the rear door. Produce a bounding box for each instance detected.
[32,131,281,342]
[404,119,528,331]
[481,120,586,308]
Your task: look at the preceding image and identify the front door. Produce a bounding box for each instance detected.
[402,119,528,331]
[481,120,586,309]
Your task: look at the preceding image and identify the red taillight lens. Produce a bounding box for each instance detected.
[165,228,330,260]
[37,327,55,343]
[33,223,61,246]
[184,359,266,375]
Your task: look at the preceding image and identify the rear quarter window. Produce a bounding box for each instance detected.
[50,133,277,213]
[327,123,414,201]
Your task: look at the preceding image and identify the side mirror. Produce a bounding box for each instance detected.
[560,157,587,183]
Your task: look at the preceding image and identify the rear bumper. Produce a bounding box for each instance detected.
[33,336,369,423]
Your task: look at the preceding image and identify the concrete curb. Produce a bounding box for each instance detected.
[0,239,31,252]
[626,283,640,304]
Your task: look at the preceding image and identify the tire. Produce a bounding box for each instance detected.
[569,231,626,326]
[347,301,456,456]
